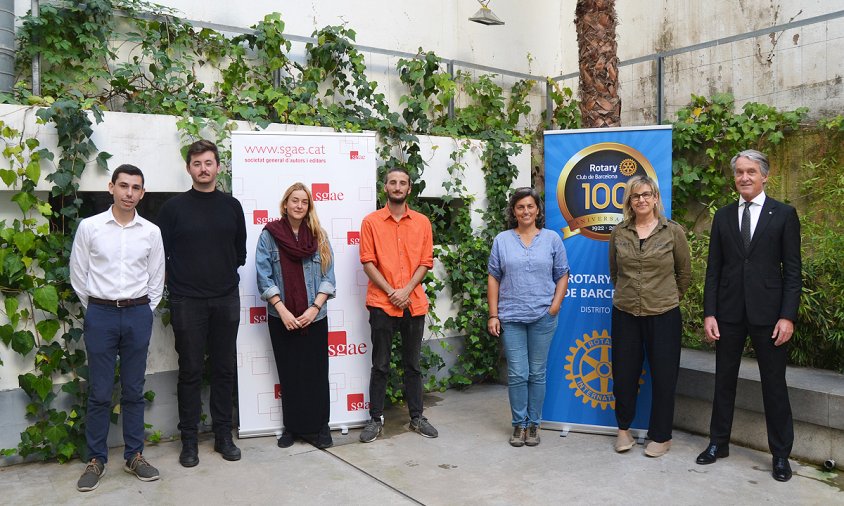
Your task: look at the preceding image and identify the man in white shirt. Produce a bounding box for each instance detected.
[69,165,165,492]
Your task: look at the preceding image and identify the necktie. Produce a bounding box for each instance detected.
[741,201,752,249]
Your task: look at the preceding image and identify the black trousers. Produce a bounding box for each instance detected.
[611,306,682,443]
[367,307,424,420]
[709,320,793,457]
[171,291,241,440]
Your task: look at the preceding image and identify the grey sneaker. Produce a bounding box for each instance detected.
[509,426,526,447]
[525,424,541,446]
[409,416,438,438]
[123,453,160,482]
[359,418,383,443]
[77,458,106,492]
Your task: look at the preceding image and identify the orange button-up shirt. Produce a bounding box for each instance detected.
[359,205,433,317]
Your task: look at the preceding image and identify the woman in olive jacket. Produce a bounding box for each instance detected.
[608,175,691,458]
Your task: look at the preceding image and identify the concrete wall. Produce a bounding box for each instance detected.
[614,0,844,123]
[0,104,530,458]
[14,1,844,127]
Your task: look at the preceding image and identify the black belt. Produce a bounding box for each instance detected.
[88,295,150,308]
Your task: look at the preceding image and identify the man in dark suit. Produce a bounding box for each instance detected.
[695,149,802,482]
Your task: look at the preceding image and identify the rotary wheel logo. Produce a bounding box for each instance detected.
[619,158,638,176]
[564,330,615,410]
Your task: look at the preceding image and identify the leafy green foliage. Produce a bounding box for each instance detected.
[672,96,844,372]
[0,104,100,462]
[671,93,807,224]
[791,153,844,372]
[546,79,582,130]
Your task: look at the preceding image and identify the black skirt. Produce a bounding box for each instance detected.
[267,315,330,435]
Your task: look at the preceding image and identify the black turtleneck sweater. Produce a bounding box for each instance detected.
[157,188,247,298]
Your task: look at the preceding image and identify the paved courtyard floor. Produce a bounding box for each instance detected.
[0,384,841,505]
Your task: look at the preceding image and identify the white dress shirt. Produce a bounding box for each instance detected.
[737,191,766,239]
[69,206,165,309]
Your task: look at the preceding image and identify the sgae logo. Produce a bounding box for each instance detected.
[347,393,369,411]
[253,210,280,225]
[312,183,344,201]
[328,331,368,357]
[350,150,366,160]
[249,307,267,324]
[347,231,360,245]
[274,383,282,400]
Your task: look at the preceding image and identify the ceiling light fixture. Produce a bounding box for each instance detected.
[469,0,504,26]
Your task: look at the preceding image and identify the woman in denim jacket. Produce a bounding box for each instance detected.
[255,182,336,449]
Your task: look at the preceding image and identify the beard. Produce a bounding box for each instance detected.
[387,192,408,205]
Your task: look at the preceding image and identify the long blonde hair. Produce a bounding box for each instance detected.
[621,175,664,222]
[279,182,332,274]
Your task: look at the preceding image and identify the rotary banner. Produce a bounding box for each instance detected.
[542,125,673,436]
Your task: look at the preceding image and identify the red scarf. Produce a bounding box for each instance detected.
[265,218,317,316]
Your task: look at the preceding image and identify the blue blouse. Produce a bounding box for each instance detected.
[488,228,570,323]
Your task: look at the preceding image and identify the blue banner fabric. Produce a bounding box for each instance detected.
[542,125,673,433]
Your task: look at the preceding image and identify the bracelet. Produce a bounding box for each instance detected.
[488,316,499,320]
[273,300,283,308]
[311,303,322,311]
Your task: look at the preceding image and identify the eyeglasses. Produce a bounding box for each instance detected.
[630,191,654,201]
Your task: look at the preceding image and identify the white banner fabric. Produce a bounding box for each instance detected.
[232,131,377,437]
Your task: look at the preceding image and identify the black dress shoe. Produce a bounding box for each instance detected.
[303,426,334,449]
[695,443,729,465]
[214,436,242,461]
[772,457,793,482]
[277,430,295,448]
[314,426,333,449]
[179,439,199,467]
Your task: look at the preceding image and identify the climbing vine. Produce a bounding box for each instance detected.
[1,2,585,461]
[0,98,107,462]
[671,92,807,226]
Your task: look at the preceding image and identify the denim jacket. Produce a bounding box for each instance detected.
[255,228,336,321]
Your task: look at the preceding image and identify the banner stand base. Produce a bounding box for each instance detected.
[238,420,368,439]
[541,421,648,440]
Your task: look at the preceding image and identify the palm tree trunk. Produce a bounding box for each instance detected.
[575,0,621,127]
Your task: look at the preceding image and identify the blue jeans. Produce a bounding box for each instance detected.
[84,304,153,463]
[501,312,558,427]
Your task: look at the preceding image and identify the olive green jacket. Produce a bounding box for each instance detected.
[608,215,692,316]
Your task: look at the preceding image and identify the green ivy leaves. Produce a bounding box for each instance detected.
[671,93,808,224]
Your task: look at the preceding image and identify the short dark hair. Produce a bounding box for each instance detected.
[185,139,220,165]
[506,187,544,229]
[384,166,410,184]
[111,164,145,186]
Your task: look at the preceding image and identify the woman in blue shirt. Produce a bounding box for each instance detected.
[255,182,336,450]
[487,187,570,447]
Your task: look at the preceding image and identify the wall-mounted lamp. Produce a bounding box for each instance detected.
[469,0,504,26]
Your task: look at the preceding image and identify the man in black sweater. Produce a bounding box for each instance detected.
[157,140,247,467]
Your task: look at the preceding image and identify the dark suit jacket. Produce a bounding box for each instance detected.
[704,196,802,326]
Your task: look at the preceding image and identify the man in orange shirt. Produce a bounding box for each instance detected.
[358,167,437,442]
